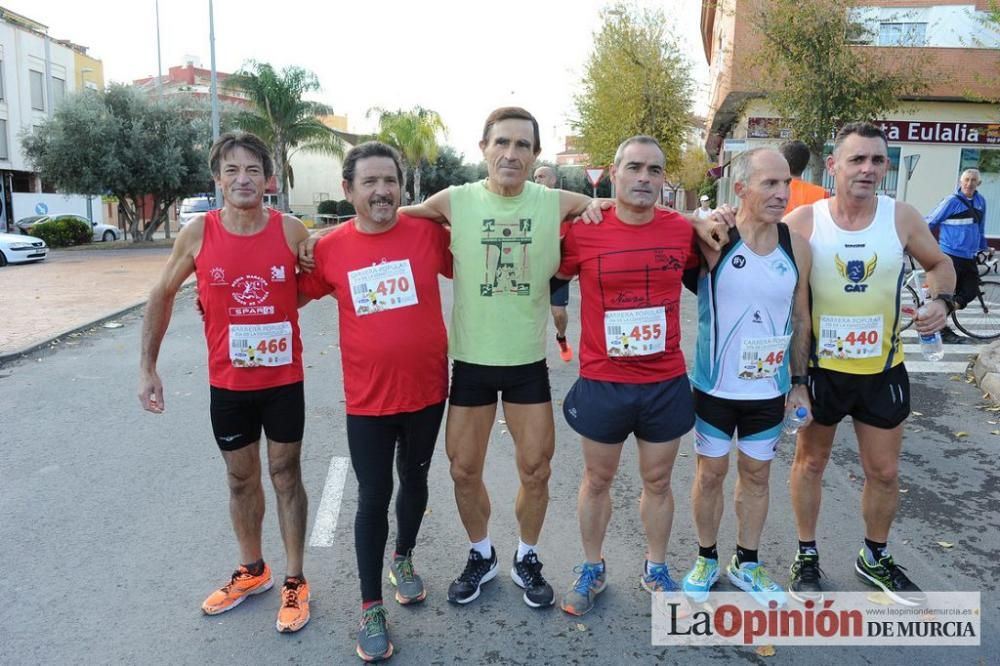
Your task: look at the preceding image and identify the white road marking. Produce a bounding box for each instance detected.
[309,456,350,548]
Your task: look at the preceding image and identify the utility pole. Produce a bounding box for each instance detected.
[209,0,222,210]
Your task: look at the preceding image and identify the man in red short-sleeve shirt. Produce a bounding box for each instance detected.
[553,135,700,616]
[298,142,451,662]
[139,132,313,634]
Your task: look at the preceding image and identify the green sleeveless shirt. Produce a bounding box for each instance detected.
[448,179,561,365]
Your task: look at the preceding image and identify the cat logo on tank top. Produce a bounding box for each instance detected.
[835,253,877,293]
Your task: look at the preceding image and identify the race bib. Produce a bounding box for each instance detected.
[738,335,791,380]
[604,307,666,357]
[348,260,418,316]
[818,314,883,359]
[229,322,292,367]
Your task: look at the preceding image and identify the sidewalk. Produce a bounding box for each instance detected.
[0,245,184,361]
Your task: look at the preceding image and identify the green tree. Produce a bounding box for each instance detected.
[368,106,447,202]
[573,2,694,172]
[228,61,345,211]
[749,0,929,183]
[675,144,713,192]
[22,85,211,241]
[414,145,477,198]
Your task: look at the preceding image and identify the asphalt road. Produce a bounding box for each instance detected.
[0,281,997,665]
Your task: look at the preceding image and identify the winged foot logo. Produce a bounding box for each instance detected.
[835,253,877,293]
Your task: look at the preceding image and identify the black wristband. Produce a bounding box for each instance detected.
[934,293,956,314]
[790,375,808,386]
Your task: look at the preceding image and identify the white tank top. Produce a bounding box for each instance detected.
[692,223,798,399]
[809,196,905,374]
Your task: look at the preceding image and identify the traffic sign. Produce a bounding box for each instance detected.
[586,167,605,187]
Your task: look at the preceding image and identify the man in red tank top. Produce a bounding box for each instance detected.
[138,132,313,633]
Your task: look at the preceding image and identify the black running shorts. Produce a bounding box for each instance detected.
[209,381,305,451]
[808,364,909,429]
[449,359,551,407]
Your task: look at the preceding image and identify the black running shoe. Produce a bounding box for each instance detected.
[510,552,555,608]
[447,547,498,605]
[855,550,927,607]
[789,552,824,603]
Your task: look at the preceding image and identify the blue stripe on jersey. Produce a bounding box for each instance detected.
[695,415,732,440]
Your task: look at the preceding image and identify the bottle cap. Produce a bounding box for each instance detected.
[795,407,807,417]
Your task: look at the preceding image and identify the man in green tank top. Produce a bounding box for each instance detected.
[402,107,593,609]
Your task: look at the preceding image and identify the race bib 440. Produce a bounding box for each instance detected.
[818,314,883,359]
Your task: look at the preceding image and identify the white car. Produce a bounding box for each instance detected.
[16,214,120,242]
[179,196,215,229]
[0,231,47,266]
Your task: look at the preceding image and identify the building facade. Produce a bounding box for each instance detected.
[702,1,1000,237]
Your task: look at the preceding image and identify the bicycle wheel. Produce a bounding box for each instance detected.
[952,279,1000,340]
[898,284,920,332]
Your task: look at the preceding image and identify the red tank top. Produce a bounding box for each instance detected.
[195,208,303,390]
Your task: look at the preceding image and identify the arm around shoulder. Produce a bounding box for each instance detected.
[400,189,451,224]
[559,190,592,220]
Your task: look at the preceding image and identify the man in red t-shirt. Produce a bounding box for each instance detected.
[298,142,451,663]
[553,136,699,616]
[139,132,313,633]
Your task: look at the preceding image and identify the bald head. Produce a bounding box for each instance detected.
[533,166,558,188]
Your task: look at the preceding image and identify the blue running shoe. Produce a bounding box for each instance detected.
[726,555,787,608]
[641,561,679,593]
[682,556,720,602]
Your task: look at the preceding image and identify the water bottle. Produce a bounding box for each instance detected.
[917,305,944,361]
[783,406,808,435]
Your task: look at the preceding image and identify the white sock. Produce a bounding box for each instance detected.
[516,540,537,562]
[646,560,665,575]
[470,536,492,559]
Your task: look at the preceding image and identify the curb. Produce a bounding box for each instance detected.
[0,283,195,368]
[972,338,1000,405]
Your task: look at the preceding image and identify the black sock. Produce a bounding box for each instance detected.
[864,538,888,564]
[556,334,567,341]
[699,544,718,561]
[244,559,265,576]
[798,541,818,556]
[285,575,305,584]
[736,545,758,565]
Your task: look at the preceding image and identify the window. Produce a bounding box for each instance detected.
[878,22,927,47]
[0,119,7,160]
[52,76,65,108]
[29,70,44,110]
[0,61,5,101]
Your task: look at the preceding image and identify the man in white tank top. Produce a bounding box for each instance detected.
[682,148,813,607]
[783,123,956,607]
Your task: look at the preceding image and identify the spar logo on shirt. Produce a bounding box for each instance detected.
[229,274,275,316]
[835,253,877,293]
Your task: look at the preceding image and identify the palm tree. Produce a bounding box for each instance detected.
[228,61,345,211]
[368,106,447,202]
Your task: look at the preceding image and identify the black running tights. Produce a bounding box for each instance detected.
[346,401,445,603]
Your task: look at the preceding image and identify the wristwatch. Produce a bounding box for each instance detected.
[791,375,808,386]
[934,293,956,314]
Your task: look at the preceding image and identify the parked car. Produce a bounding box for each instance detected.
[179,196,215,228]
[0,232,47,266]
[15,214,119,242]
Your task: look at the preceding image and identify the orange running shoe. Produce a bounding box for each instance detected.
[201,563,273,615]
[556,335,573,363]
[276,577,311,633]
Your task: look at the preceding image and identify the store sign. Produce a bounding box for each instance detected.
[748,117,1000,145]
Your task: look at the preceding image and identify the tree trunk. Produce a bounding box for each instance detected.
[808,145,825,186]
[413,167,422,203]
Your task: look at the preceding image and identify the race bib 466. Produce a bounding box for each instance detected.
[229,322,293,367]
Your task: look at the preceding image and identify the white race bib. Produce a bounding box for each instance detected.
[738,335,791,380]
[229,322,292,367]
[604,307,666,357]
[818,314,883,359]
[348,260,418,316]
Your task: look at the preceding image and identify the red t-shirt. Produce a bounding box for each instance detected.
[559,207,698,384]
[298,214,452,415]
[195,208,303,391]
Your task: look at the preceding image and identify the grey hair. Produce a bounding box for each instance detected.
[613,135,664,168]
[731,147,774,186]
[961,168,982,183]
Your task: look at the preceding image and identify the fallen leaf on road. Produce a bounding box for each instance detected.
[756,645,776,657]
[576,623,587,632]
[937,541,954,549]
[949,375,963,381]
[911,411,923,416]
[954,431,968,438]
[902,539,910,545]
[988,420,998,425]
[497,418,506,424]
[899,488,908,493]
[992,430,1000,436]
[424,509,432,516]
[848,473,857,481]
[986,406,1000,412]
[678,452,688,457]
[103,322,123,329]
[867,592,893,605]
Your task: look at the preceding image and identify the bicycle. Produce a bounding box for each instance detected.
[977,248,998,277]
[900,254,1000,340]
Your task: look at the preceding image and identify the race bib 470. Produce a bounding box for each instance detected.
[348,260,418,316]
